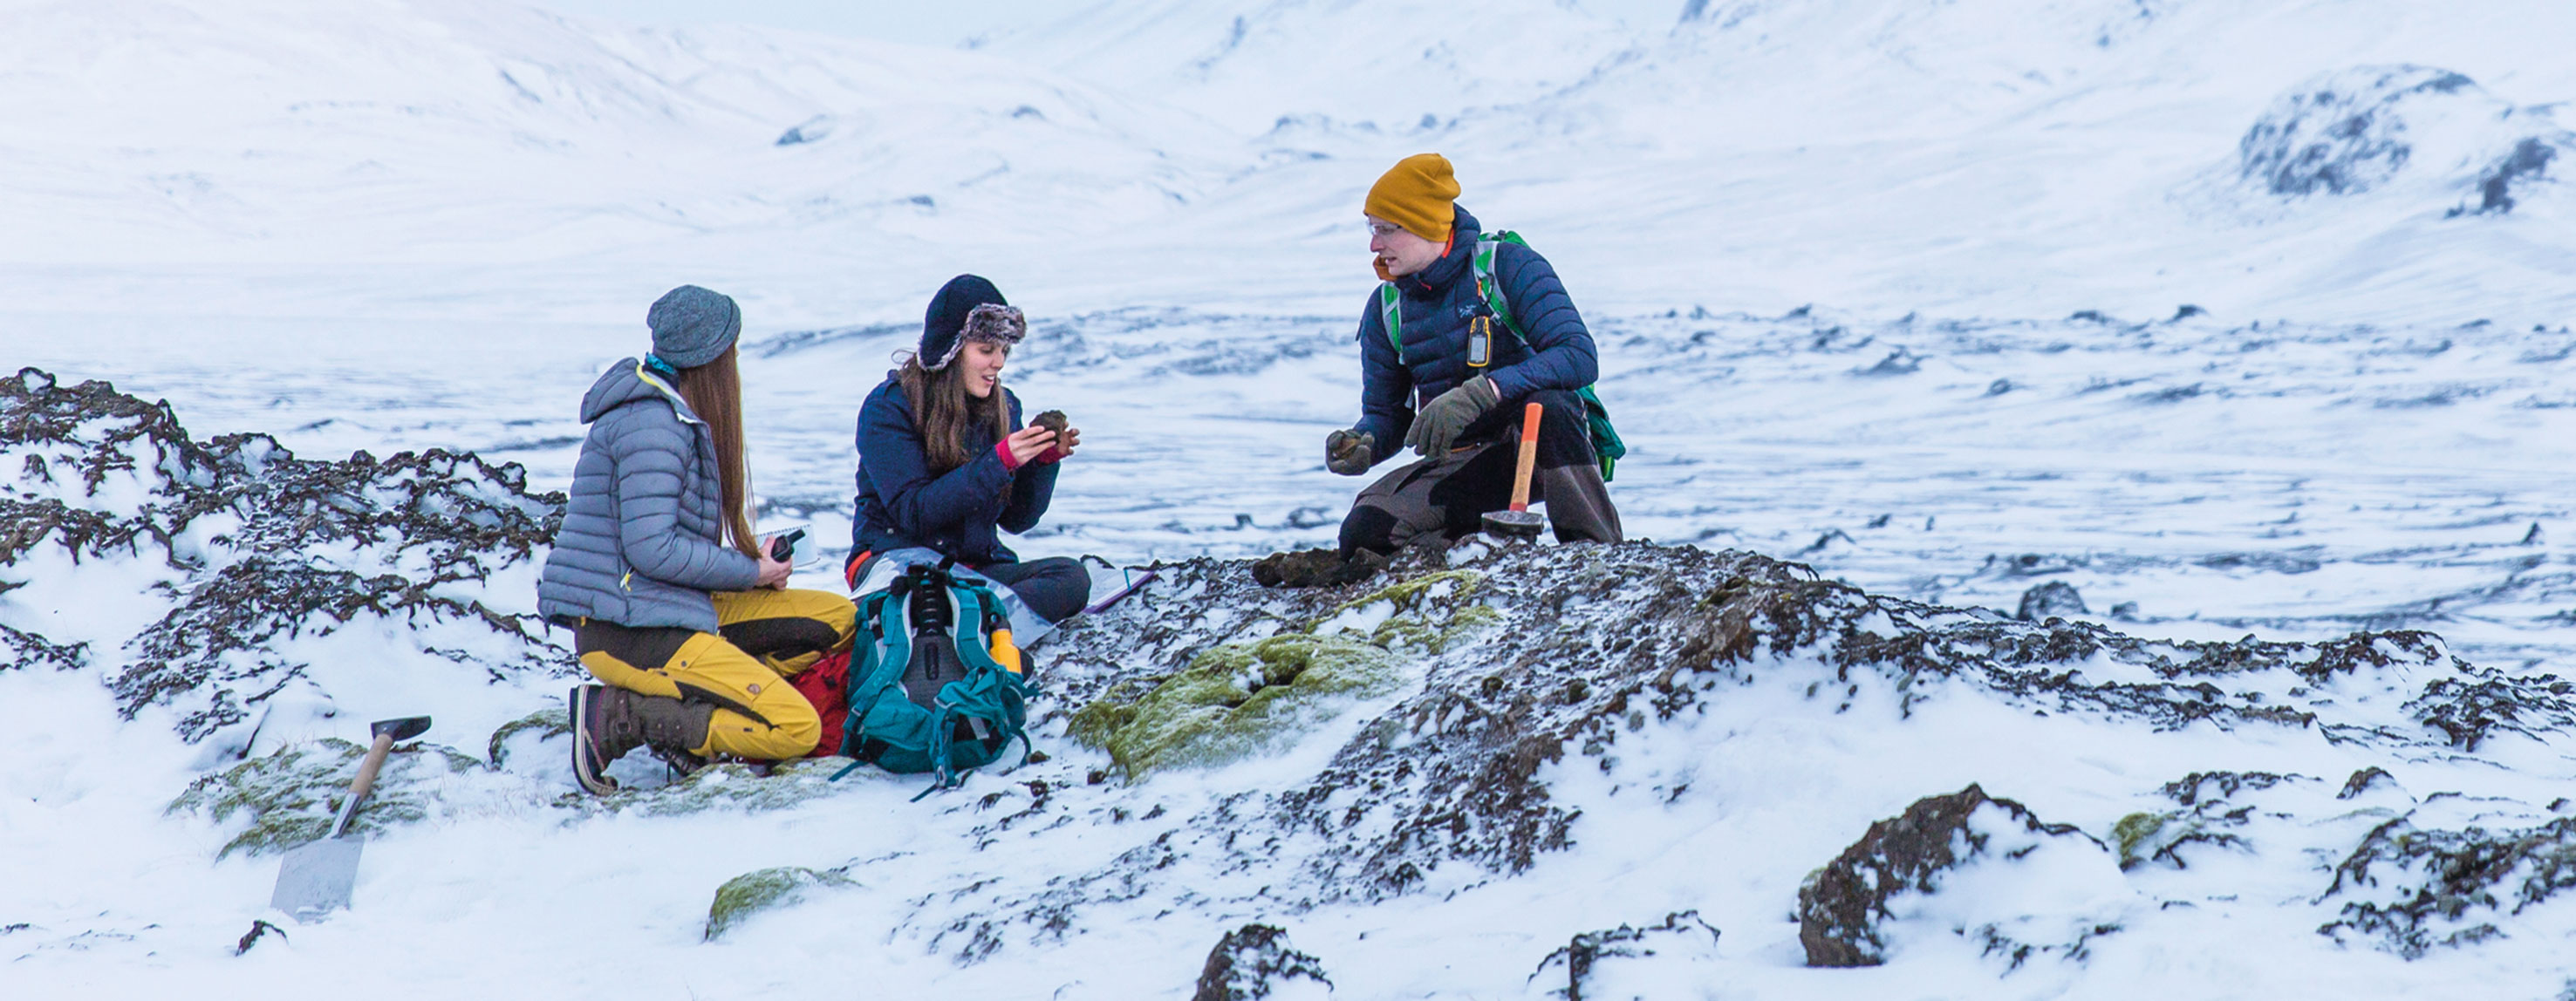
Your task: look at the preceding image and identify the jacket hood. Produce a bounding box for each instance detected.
[578,358,701,425]
[1397,204,1482,296]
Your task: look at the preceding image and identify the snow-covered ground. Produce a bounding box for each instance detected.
[4,0,2575,997]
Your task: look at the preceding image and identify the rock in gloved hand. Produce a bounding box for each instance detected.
[1251,548,1389,588]
[1404,376,1498,457]
[1325,428,1375,475]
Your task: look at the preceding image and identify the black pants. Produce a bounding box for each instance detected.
[1340,388,1618,554]
[975,556,1093,623]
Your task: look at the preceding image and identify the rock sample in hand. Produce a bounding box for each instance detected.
[1030,409,1069,434]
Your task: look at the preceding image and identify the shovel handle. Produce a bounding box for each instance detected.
[1508,402,1542,512]
[326,731,398,840]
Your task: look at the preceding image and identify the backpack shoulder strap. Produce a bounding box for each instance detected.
[1472,232,1531,342]
[1377,282,1404,364]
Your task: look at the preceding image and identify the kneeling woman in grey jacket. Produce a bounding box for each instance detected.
[538,285,858,793]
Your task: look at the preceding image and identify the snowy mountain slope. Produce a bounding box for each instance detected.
[6,0,2573,327]
[0,0,1225,267]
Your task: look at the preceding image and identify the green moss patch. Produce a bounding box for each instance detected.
[705,866,855,941]
[168,739,481,859]
[2112,812,2169,870]
[576,756,864,816]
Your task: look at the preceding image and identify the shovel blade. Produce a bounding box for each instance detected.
[270,835,363,922]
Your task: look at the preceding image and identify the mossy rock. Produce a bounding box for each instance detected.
[167,738,481,859]
[487,705,571,767]
[1318,570,1493,653]
[706,866,856,941]
[1069,632,1402,780]
[576,756,865,817]
[2112,812,2168,870]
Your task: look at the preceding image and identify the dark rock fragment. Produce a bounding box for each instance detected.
[1250,547,1384,589]
[2016,581,2087,621]
[1192,923,1330,1000]
[1528,910,1718,1001]
[1796,784,2094,967]
[1030,409,1069,434]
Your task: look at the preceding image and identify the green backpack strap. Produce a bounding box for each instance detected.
[1469,231,1626,481]
[1377,282,1404,363]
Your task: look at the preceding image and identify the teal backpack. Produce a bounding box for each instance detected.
[1377,230,1628,480]
[827,561,1034,797]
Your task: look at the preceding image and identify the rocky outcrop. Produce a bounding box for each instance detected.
[2320,809,2576,958]
[2232,65,2574,214]
[0,369,569,749]
[1192,923,1330,1000]
[1527,910,1719,1001]
[1798,785,2122,969]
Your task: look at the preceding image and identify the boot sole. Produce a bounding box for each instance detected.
[569,685,618,794]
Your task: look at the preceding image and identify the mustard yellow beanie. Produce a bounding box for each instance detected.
[1365,153,1460,242]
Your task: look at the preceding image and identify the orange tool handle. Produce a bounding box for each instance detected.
[1508,401,1542,512]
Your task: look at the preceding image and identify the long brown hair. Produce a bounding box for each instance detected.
[896,352,1011,475]
[671,346,760,559]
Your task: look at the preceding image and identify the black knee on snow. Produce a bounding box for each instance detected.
[1340,505,1399,556]
[990,556,1091,623]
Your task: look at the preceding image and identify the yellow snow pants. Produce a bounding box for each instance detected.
[575,588,857,760]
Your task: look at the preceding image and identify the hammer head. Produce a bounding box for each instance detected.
[1481,509,1546,540]
[371,716,432,742]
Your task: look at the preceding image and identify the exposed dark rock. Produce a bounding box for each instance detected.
[2340,766,2400,800]
[1797,784,2096,966]
[0,369,571,744]
[1527,910,1718,1000]
[2238,65,2474,197]
[1192,923,1330,1000]
[1,623,88,673]
[2320,813,2576,958]
[2408,670,2576,751]
[1250,547,1384,589]
[2017,581,2088,621]
[2451,138,2558,216]
[232,918,284,956]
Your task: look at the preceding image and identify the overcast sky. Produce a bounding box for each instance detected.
[528,0,1691,47]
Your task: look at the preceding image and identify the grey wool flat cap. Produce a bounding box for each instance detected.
[646,285,742,369]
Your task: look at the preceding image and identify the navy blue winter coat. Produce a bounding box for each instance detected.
[1351,205,1598,464]
[538,358,761,633]
[851,375,1059,566]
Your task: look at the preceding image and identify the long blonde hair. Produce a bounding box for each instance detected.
[671,346,759,558]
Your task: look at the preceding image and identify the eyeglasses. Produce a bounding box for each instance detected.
[1366,221,1404,239]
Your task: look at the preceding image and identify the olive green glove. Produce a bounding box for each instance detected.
[1326,428,1375,475]
[1404,376,1500,457]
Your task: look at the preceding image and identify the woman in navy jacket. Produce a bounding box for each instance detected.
[848,275,1090,621]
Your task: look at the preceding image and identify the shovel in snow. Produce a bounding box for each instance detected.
[1481,402,1548,541]
[269,715,429,922]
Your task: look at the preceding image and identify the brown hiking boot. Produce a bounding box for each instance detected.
[571,685,716,794]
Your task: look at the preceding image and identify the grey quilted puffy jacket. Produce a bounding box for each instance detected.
[537,359,760,633]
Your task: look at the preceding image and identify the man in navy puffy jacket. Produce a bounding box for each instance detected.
[1327,153,1623,555]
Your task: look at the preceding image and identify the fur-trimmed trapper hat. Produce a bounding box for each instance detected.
[919,275,1024,371]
